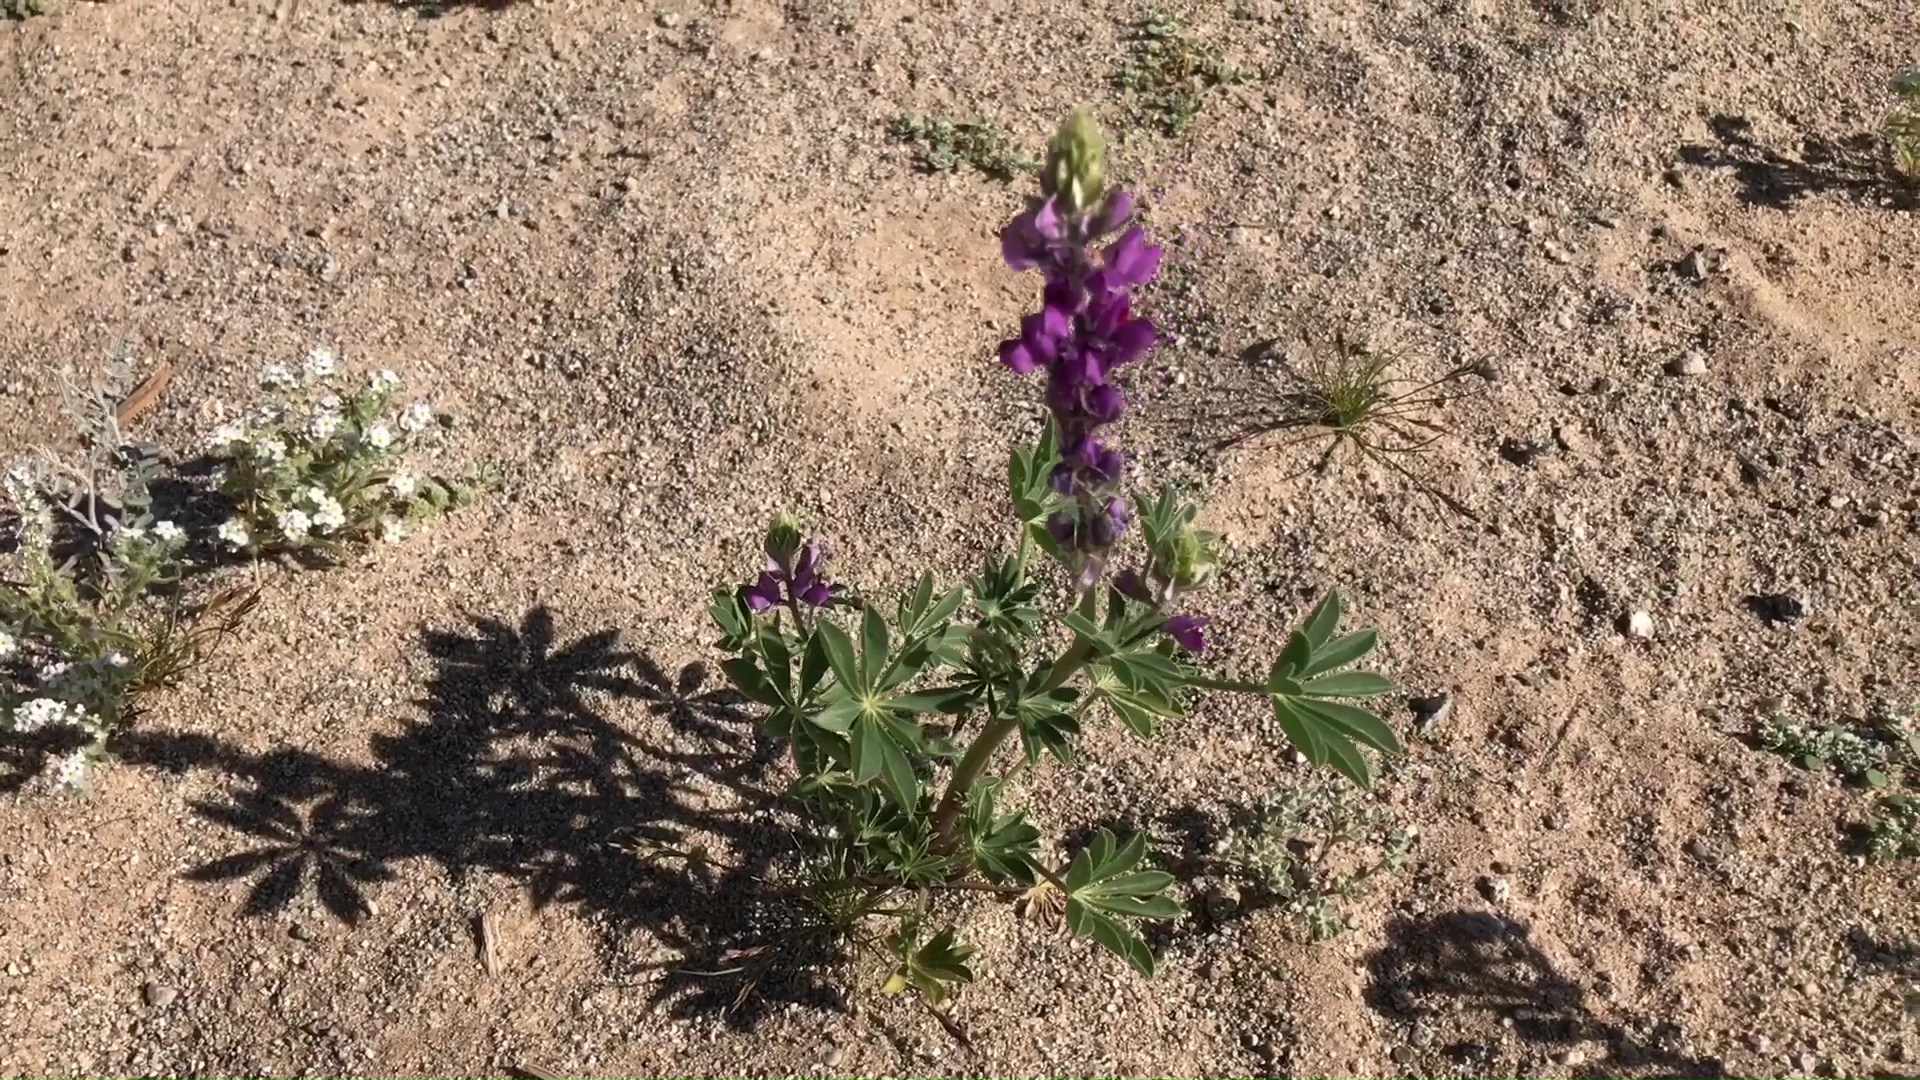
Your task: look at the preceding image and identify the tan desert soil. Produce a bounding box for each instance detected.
[2,0,1919,1076]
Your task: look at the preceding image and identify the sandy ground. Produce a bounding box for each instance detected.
[2,0,1919,1076]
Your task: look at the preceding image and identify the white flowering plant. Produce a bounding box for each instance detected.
[207,348,477,557]
[2,369,254,791]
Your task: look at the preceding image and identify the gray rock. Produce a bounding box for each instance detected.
[143,982,178,1008]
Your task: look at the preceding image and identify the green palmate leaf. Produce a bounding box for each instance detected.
[1063,828,1182,976]
[966,780,1041,884]
[1266,592,1399,787]
[1057,609,1105,641]
[1012,686,1081,765]
[1298,671,1394,698]
[890,687,976,715]
[758,626,796,688]
[861,606,890,685]
[1066,903,1156,976]
[709,589,752,649]
[800,631,830,698]
[816,620,864,693]
[883,927,976,1004]
[851,712,919,807]
[1297,629,1377,679]
[720,656,783,708]
[898,573,966,639]
[1301,589,1344,648]
[902,573,935,627]
[809,695,863,733]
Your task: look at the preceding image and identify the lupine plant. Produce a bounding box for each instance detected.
[207,347,475,558]
[712,111,1402,999]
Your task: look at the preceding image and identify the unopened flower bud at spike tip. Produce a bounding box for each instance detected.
[763,512,805,570]
[1171,529,1220,591]
[1041,108,1108,216]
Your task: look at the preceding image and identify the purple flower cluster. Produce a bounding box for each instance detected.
[998,190,1162,578]
[744,541,833,612]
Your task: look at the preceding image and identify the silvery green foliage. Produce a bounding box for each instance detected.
[0,356,240,791]
[1890,66,1920,178]
[1756,713,1920,790]
[206,347,476,557]
[1866,794,1920,860]
[1222,777,1414,941]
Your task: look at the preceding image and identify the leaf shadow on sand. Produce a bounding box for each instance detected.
[110,605,848,1028]
[1676,113,1917,212]
[1364,911,1729,1079]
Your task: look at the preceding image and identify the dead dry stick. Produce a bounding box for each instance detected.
[475,911,500,976]
[113,361,174,428]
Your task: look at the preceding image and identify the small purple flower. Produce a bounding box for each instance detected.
[741,540,834,612]
[1113,569,1154,604]
[1164,614,1209,653]
[744,571,784,612]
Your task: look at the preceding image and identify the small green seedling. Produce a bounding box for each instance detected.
[1115,11,1254,136]
[887,114,1038,182]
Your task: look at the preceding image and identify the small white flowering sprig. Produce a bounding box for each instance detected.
[207,347,478,559]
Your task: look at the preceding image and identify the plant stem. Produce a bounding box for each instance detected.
[1184,673,1269,695]
[929,589,1102,854]
[928,713,1019,854]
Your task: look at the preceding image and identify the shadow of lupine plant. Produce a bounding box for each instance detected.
[185,788,394,922]
[1676,113,1917,211]
[126,605,844,1027]
[1364,911,1729,1079]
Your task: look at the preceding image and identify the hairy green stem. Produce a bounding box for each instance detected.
[928,588,1101,854]
[1184,673,1268,695]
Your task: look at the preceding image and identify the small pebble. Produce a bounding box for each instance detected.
[1623,610,1655,640]
[655,10,679,26]
[822,1047,842,1068]
[1390,1045,1415,1065]
[143,982,178,1008]
[1667,352,1708,377]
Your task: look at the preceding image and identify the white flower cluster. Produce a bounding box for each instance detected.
[51,750,91,792]
[302,486,347,532]
[202,344,451,557]
[3,460,54,559]
[8,697,89,734]
[386,470,418,499]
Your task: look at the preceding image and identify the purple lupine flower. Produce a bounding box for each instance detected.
[742,540,834,612]
[1163,614,1209,653]
[1113,569,1154,604]
[997,165,1161,583]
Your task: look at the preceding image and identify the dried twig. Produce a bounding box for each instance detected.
[475,911,500,976]
[114,361,174,428]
